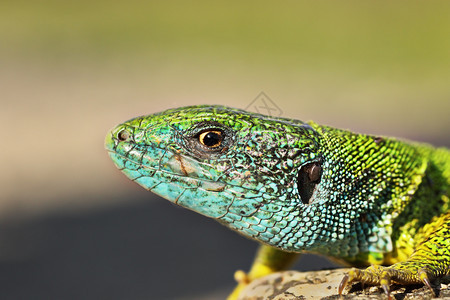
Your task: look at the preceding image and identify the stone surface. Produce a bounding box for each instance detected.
[238,268,450,300]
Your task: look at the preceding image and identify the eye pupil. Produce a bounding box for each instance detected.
[203,132,220,146]
[199,130,222,148]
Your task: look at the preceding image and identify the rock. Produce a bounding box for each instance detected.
[238,268,450,300]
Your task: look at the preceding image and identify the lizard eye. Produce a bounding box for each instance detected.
[198,130,223,148]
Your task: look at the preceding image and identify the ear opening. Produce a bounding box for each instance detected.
[297,161,322,205]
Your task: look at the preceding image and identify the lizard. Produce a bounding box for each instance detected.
[105,105,450,299]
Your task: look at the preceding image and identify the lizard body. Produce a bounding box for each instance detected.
[105,105,450,299]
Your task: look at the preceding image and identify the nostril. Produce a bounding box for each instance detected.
[117,129,131,142]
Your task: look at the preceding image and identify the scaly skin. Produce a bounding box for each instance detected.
[105,105,450,299]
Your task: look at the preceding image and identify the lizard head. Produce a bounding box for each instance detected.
[105,105,330,250]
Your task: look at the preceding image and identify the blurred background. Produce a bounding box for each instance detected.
[1,1,449,299]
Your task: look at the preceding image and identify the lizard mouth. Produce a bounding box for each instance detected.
[105,123,276,220]
[105,126,232,204]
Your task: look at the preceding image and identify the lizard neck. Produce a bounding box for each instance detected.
[301,123,430,261]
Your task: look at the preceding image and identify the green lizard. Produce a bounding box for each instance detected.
[105,105,450,299]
